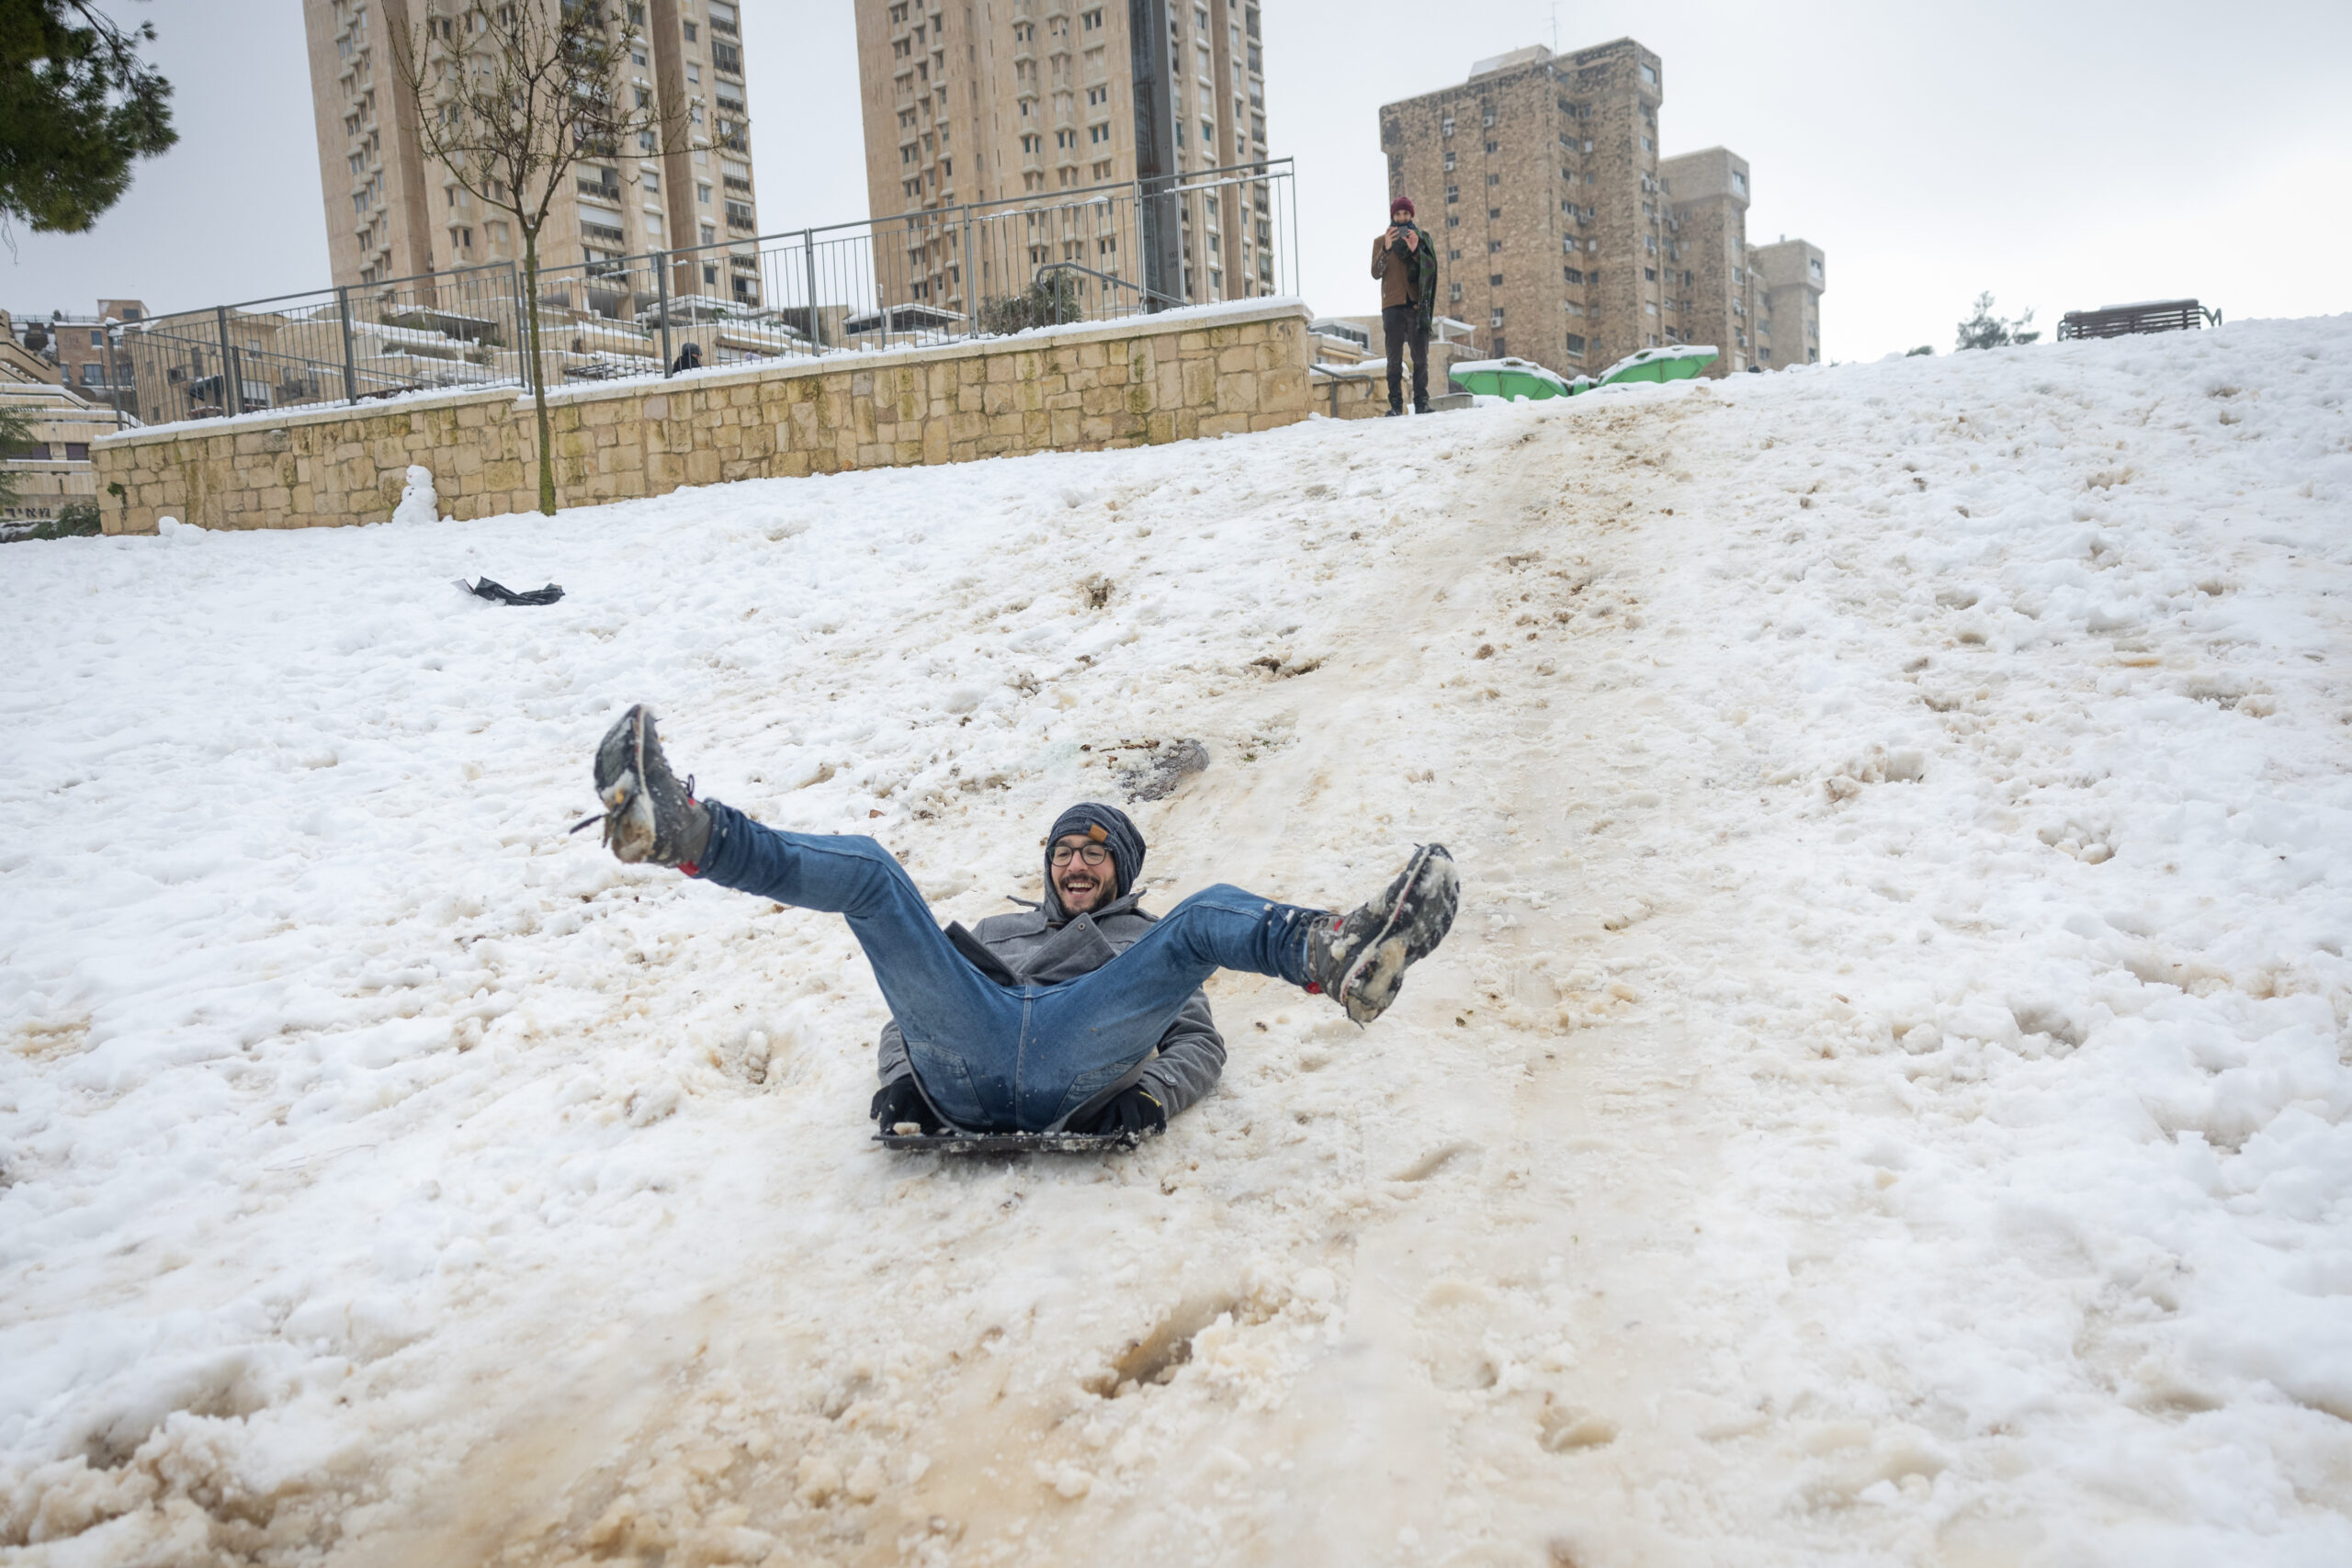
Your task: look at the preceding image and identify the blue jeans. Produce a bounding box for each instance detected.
[692,803,1322,1132]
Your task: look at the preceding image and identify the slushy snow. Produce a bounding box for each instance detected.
[4,316,2349,1566]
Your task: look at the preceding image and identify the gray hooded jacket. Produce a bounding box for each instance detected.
[876,888,1226,1129]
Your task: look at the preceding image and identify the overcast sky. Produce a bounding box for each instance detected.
[8,0,2348,360]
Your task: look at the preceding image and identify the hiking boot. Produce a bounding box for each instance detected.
[1384,407,1403,418]
[578,704,712,868]
[1306,843,1459,1024]
[1414,400,1432,415]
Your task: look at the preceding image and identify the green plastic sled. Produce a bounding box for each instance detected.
[1447,357,1577,400]
[1596,344,1718,386]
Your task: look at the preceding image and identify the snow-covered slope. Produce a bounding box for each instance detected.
[4,317,2349,1566]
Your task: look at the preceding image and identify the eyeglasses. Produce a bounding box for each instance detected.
[1050,843,1113,867]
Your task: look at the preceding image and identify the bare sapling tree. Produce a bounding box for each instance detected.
[395,0,681,514]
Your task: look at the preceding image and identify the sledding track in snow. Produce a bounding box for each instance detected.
[5,318,2351,1566]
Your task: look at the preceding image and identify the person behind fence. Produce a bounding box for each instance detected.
[576,705,1461,1138]
[671,341,703,374]
[1371,196,1439,416]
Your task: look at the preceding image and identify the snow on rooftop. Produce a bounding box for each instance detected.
[7,314,2352,1562]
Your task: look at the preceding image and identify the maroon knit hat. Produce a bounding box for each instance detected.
[1389,195,1415,217]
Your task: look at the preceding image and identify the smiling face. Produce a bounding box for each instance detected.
[1050,832,1116,916]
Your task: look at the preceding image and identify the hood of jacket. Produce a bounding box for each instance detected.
[975,889,1157,985]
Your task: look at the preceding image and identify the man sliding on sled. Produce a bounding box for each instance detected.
[580,706,1459,1138]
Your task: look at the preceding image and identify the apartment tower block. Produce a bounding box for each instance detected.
[1379,39,1824,379]
[851,0,1272,320]
[301,0,764,301]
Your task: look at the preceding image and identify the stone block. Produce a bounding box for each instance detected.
[1181,359,1215,406]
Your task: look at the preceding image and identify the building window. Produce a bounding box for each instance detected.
[1486,173,1498,186]
[1645,266,1657,281]
[683,20,697,40]
[1449,281,1463,302]
[1487,208,1499,220]
[1484,140,1497,153]
[1441,116,1453,138]
[1443,152,1454,172]
[1489,308,1504,327]
[1446,215,1459,228]
[1733,171,1747,196]
[1487,273,1501,286]
[1640,62,1657,85]
[65,442,89,461]
[1565,333,1585,356]
[1564,266,1582,284]
[1444,185,1457,203]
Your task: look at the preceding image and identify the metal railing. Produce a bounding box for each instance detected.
[119,159,1296,425]
[121,262,526,428]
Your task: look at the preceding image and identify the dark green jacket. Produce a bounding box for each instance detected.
[1371,222,1441,331]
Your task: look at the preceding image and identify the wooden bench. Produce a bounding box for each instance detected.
[2057,299,2220,340]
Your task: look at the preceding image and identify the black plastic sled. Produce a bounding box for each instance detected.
[875,1127,1159,1156]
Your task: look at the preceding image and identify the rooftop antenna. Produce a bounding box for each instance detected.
[1548,1,1559,51]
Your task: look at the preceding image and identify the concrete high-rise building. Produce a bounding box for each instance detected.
[850,0,1273,319]
[1379,39,1823,380]
[300,0,763,300]
[1750,238,1826,369]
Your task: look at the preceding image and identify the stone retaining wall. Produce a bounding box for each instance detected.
[94,300,1312,534]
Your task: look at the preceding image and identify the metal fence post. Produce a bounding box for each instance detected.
[655,251,673,376]
[335,286,359,404]
[514,264,532,395]
[101,324,122,421]
[801,230,820,353]
[214,305,236,415]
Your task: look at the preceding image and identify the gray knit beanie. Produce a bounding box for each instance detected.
[1045,801,1146,916]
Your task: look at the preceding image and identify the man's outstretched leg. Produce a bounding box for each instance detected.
[581,705,1020,1128]
[1023,847,1460,1126]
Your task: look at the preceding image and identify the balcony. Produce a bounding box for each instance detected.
[712,41,741,75]
[722,174,752,194]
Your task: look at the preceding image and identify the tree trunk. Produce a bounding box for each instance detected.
[522,229,558,515]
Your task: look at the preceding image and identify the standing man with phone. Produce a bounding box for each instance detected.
[1371,196,1439,416]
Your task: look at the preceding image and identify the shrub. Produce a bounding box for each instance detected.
[978,273,1082,335]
